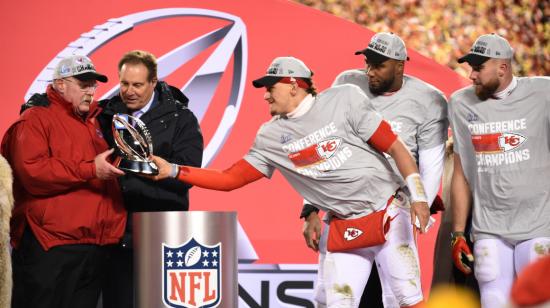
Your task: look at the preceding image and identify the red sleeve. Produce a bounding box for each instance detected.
[367,120,397,152]
[176,159,265,191]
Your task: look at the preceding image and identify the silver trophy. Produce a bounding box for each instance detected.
[112,113,159,175]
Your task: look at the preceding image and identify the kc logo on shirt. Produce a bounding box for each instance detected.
[471,132,526,153]
[288,137,342,168]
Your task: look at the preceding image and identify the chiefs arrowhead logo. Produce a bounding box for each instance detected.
[498,132,526,152]
[316,137,342,160]
[344,227,363,241]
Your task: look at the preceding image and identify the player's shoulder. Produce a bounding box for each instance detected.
[323,83,365,97]
[254,119,275,140]
[402,75,447,114]
[517,76,550,89]
[317,84,369,111]
[449,85,475,106]
[403,75,446,100]
[334,69,367,84]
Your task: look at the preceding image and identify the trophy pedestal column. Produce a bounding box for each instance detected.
[133,211,238,308]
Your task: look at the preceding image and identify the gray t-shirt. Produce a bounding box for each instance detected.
[449,76,550,242]
[245,85,401,219]
[333,70,448,162]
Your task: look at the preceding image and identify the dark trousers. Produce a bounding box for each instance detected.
[101,245,133,308]
[11,229,108,308]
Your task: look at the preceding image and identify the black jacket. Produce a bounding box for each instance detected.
[97,81,204,213]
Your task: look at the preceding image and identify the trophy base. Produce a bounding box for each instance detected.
[117,158,159,175]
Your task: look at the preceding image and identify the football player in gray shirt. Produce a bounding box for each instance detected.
[449,33,550,308]
[301,32,448,308]
[150,56,430,308]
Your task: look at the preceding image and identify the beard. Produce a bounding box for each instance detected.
[474,78,500,101]
[369,75,395,95]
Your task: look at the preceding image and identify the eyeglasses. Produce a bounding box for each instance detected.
[63,78,98,92]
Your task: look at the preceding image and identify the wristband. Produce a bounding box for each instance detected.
[405,173,428,203]
[300,204,320,219]
[169,163,179,178]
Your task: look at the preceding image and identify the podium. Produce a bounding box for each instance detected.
[133,211,237,308]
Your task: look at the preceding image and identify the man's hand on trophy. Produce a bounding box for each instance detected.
[95,148,125,180]
[143,155,175,181]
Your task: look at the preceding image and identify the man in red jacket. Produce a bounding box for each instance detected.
[1,55,126,308]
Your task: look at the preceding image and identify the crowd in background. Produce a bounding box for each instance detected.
[293,0,549,78]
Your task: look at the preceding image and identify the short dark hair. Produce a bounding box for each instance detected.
[301,69,317,96]
[299,78,317,96]
[118,50,158,82]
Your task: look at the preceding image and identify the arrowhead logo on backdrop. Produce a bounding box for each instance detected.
[163,238,222,308]
[25,8,247,167]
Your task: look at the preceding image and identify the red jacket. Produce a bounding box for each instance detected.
[1,85,126,250]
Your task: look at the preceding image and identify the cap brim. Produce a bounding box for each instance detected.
[252,76,282,88]
[355,48,391,64]
[74,72,108,83]
[458,53,490,66]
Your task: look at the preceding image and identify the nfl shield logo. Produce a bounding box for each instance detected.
[162,238,222,308]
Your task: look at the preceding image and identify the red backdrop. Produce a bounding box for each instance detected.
[0,0,469,296]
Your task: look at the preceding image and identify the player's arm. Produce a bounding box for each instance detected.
[450,153,474,274]
[385,138,431,233]
[417,90,448,208]
[419,143,445,206]
[368,121,430,233]
[150,156,264,191]
[451,153,471,234]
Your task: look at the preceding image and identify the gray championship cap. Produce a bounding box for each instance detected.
[355,32,409,64]
[252,56,312,88]
[52,55,108,83]
[458,33,514,66]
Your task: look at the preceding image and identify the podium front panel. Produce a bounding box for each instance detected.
[133,211,237,308]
